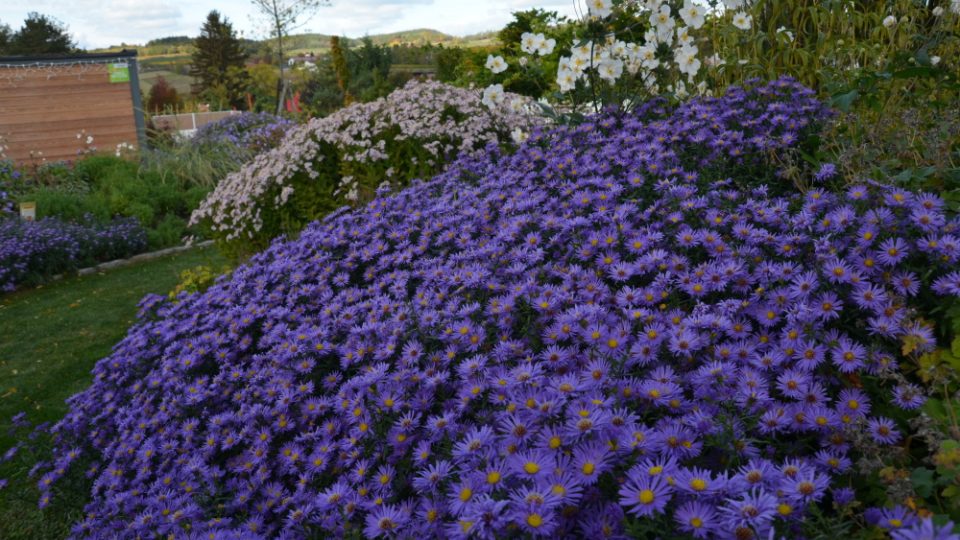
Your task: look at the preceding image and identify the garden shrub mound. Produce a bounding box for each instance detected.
[191,79,540,251]
[0,216,146,292]
[192,112,295,159]
[30,78,960,538]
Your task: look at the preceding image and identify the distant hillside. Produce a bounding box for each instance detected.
[91,28,491,56]
[146,36,192,47]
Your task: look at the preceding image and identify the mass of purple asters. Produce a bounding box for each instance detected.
[17,77,960,539]
[193,112,296,157]
[0,216,147,291]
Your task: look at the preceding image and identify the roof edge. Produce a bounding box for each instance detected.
[0,49,138,64]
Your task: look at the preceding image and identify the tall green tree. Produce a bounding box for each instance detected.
[348,37,392,102]
[0,22,12,54]
[329,36,350,105]
[190,11,249,109]
[6,13,75,55]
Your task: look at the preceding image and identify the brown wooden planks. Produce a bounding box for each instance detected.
[0,61,139,165]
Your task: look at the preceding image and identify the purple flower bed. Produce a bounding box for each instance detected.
[192,112,295,157]
[18,78,960,538]
[0,216,147,292]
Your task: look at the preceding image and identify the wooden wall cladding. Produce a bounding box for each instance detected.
[0,63,139,165]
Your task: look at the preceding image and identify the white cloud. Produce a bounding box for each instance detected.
[0,0,580,49]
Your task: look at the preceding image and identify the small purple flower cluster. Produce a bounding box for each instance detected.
[0,160,19,216]
[192,112,296,157]
[0,216,147,291]
[26,78,960,538]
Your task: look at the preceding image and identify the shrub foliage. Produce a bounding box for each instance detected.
[18,79,960,538]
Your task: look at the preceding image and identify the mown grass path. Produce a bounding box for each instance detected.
[0,245,228,539]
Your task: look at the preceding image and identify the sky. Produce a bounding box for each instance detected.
[0,0,582,50]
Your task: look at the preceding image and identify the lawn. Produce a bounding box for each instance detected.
[0,245,228,539]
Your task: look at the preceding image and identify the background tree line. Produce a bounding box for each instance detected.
[0,12,76,56]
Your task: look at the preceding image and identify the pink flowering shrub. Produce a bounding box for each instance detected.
[9,78,960,538]
[191,79,540,256]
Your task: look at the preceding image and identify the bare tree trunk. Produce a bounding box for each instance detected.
[274,0,285,112]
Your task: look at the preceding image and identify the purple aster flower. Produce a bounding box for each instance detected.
[719,488,778,535]
[831,487,856,507]
[933,271,960,296]
[814,163,837,182]
[508,450,554,481]
[868,417,902,445]
[509,502,559,536]
[878,238,910,266]
[890,518,960,540]
[847,185,869,200]
[832,338,867,373]
[619,473,673,518]
[781,470,830,503]
[837,389,871,419]
[364,504,408,538]
[893,384,926,410]
[892,270,921,296]
[870,505,919,531]
[674,500,719,538]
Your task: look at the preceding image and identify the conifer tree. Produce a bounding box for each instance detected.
[190,11,249,109]
[6,13,74,55]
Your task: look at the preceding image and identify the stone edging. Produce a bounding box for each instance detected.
[53,241,215,281]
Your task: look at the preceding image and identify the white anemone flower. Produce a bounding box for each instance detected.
[676,45,701,77]
[674,80,689,99]
[680,1,706,29]
[556,68,578,92]
[485,55,508,74]
[537,38,556,56]
[598,58,624,82]
[587,0,613,18]
[637,44,660,70]
[520,32,540,54]
[732,12,752,31]
[571,41,593,60]
[511,127,529,144]
[610,40,629,59]
[481,84,506,108]
[651,4,676,37]
[882,15,896,28]
[776,26,795,43]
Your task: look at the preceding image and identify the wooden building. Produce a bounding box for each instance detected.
[0,50,146,165]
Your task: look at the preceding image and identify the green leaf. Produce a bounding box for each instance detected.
[893,66,936,79]
[952,337,960,358]
[912,467,935,498]
[831,90,859,112]
[924,398,947,421]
